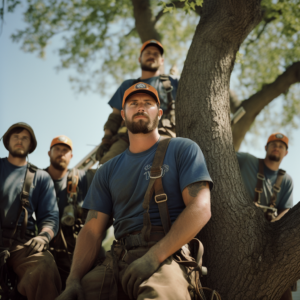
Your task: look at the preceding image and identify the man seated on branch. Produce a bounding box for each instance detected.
[96,39,179,164]
[45,135,106,290]
[0,122,61,300]
[237,133,294,300]
[57,83,213,300]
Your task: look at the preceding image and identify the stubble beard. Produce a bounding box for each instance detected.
[8,145,29,158]
[50,157,68,171]
[268,154,280,162]
[140,61,159,73]
[125,112,159,134]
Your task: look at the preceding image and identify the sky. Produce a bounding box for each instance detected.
[0,6,299,204]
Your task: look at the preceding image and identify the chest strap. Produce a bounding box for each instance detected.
[254,159,286,208]
[141,137,172,241]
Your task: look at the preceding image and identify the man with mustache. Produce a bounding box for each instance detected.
[237,133,294,299]
[96,39,179,164]
[45,135,104,289]
[0,122,61,300]
[56,83,213,300]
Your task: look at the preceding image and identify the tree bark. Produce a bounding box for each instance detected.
[232,62,300,150]
[176,0,300,299]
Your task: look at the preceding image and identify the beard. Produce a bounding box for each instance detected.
[125,112,159,134]
[50,156,68,171]
[140,60,159,72]
[268,154,280,162]
[8,145,29,158]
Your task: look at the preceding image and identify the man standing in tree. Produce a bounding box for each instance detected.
[0,122,61,300]
[57,83,212,300]
[45,135,105,289]
[237,133,294,299]
[96,39,178,164]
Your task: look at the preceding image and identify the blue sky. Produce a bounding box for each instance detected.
[1,6,299,204]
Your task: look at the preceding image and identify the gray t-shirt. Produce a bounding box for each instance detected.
[236,152,293,210]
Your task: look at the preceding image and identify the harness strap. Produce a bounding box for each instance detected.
[160,74,175,125]
[17,163,37,240]
[141,137,172,240]
[67,168,79,204]
[254,159,286,209]
[254,159,265,204]
[270,169,286,208]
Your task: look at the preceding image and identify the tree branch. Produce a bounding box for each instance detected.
[131,0,160,42]
[232,61,300,150]
[127,0,202,38]
[229,89,241,113]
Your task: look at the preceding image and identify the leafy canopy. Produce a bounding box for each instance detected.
[1,0,299,137]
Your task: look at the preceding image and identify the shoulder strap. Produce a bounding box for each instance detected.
[159,74,176,125]
[18,163,37,239]
[141,138,172,240]
[269,169,286,208]
[254,159,265,204]
[67,168,79,204]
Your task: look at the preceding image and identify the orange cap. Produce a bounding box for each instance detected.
[267,133,289,149]
[50,135,73,150]
[122,82,160,108]
[140,40,164,55]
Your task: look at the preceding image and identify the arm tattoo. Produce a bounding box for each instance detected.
[85,210,98,224]
[187,181,208,197]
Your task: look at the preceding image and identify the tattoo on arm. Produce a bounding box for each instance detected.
[187,181,208,197]
[85,210,98,224]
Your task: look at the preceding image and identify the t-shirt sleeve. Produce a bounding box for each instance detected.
[108,80,133,111]
[34,171,59,235]
[177,142,213,192]
[236,152,248,169]
[277,175,293,210]
[82,165,112,216]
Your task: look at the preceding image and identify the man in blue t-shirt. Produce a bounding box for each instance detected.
[57,83,212,300]
[0,122,61,300]
[45,135,106,289]
[96,39,179,164]
[237,133,293,300]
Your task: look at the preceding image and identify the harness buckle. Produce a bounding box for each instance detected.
[155,193,168,203]
[165,86,174,93]
[257,173,265,180]
[150,169,163,179]
[273,185,281,193]
[255,188,263,194]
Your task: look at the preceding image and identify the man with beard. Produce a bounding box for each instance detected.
[56,83,213,300]
[45,135,105,289]
[96,39,178,164]
[0,122,61,300]
[237,133,293,299]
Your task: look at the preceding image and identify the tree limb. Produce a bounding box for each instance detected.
[232,61,300,150]
[127,0,202,38]
[229,89,241,113]
[131,0,160,42]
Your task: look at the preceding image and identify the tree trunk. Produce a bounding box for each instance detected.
[232,62,300,150]
[176,0,300,299]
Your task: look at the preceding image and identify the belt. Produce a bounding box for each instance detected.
[119,226,165,250]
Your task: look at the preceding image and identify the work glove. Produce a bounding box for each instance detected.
[121,251,160,300]
[96,134,113,161]
[55,280,85,300]
[24,233,50,256]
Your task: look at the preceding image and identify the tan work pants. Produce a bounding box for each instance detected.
[8,246,61,300]
[81,246,196,300]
